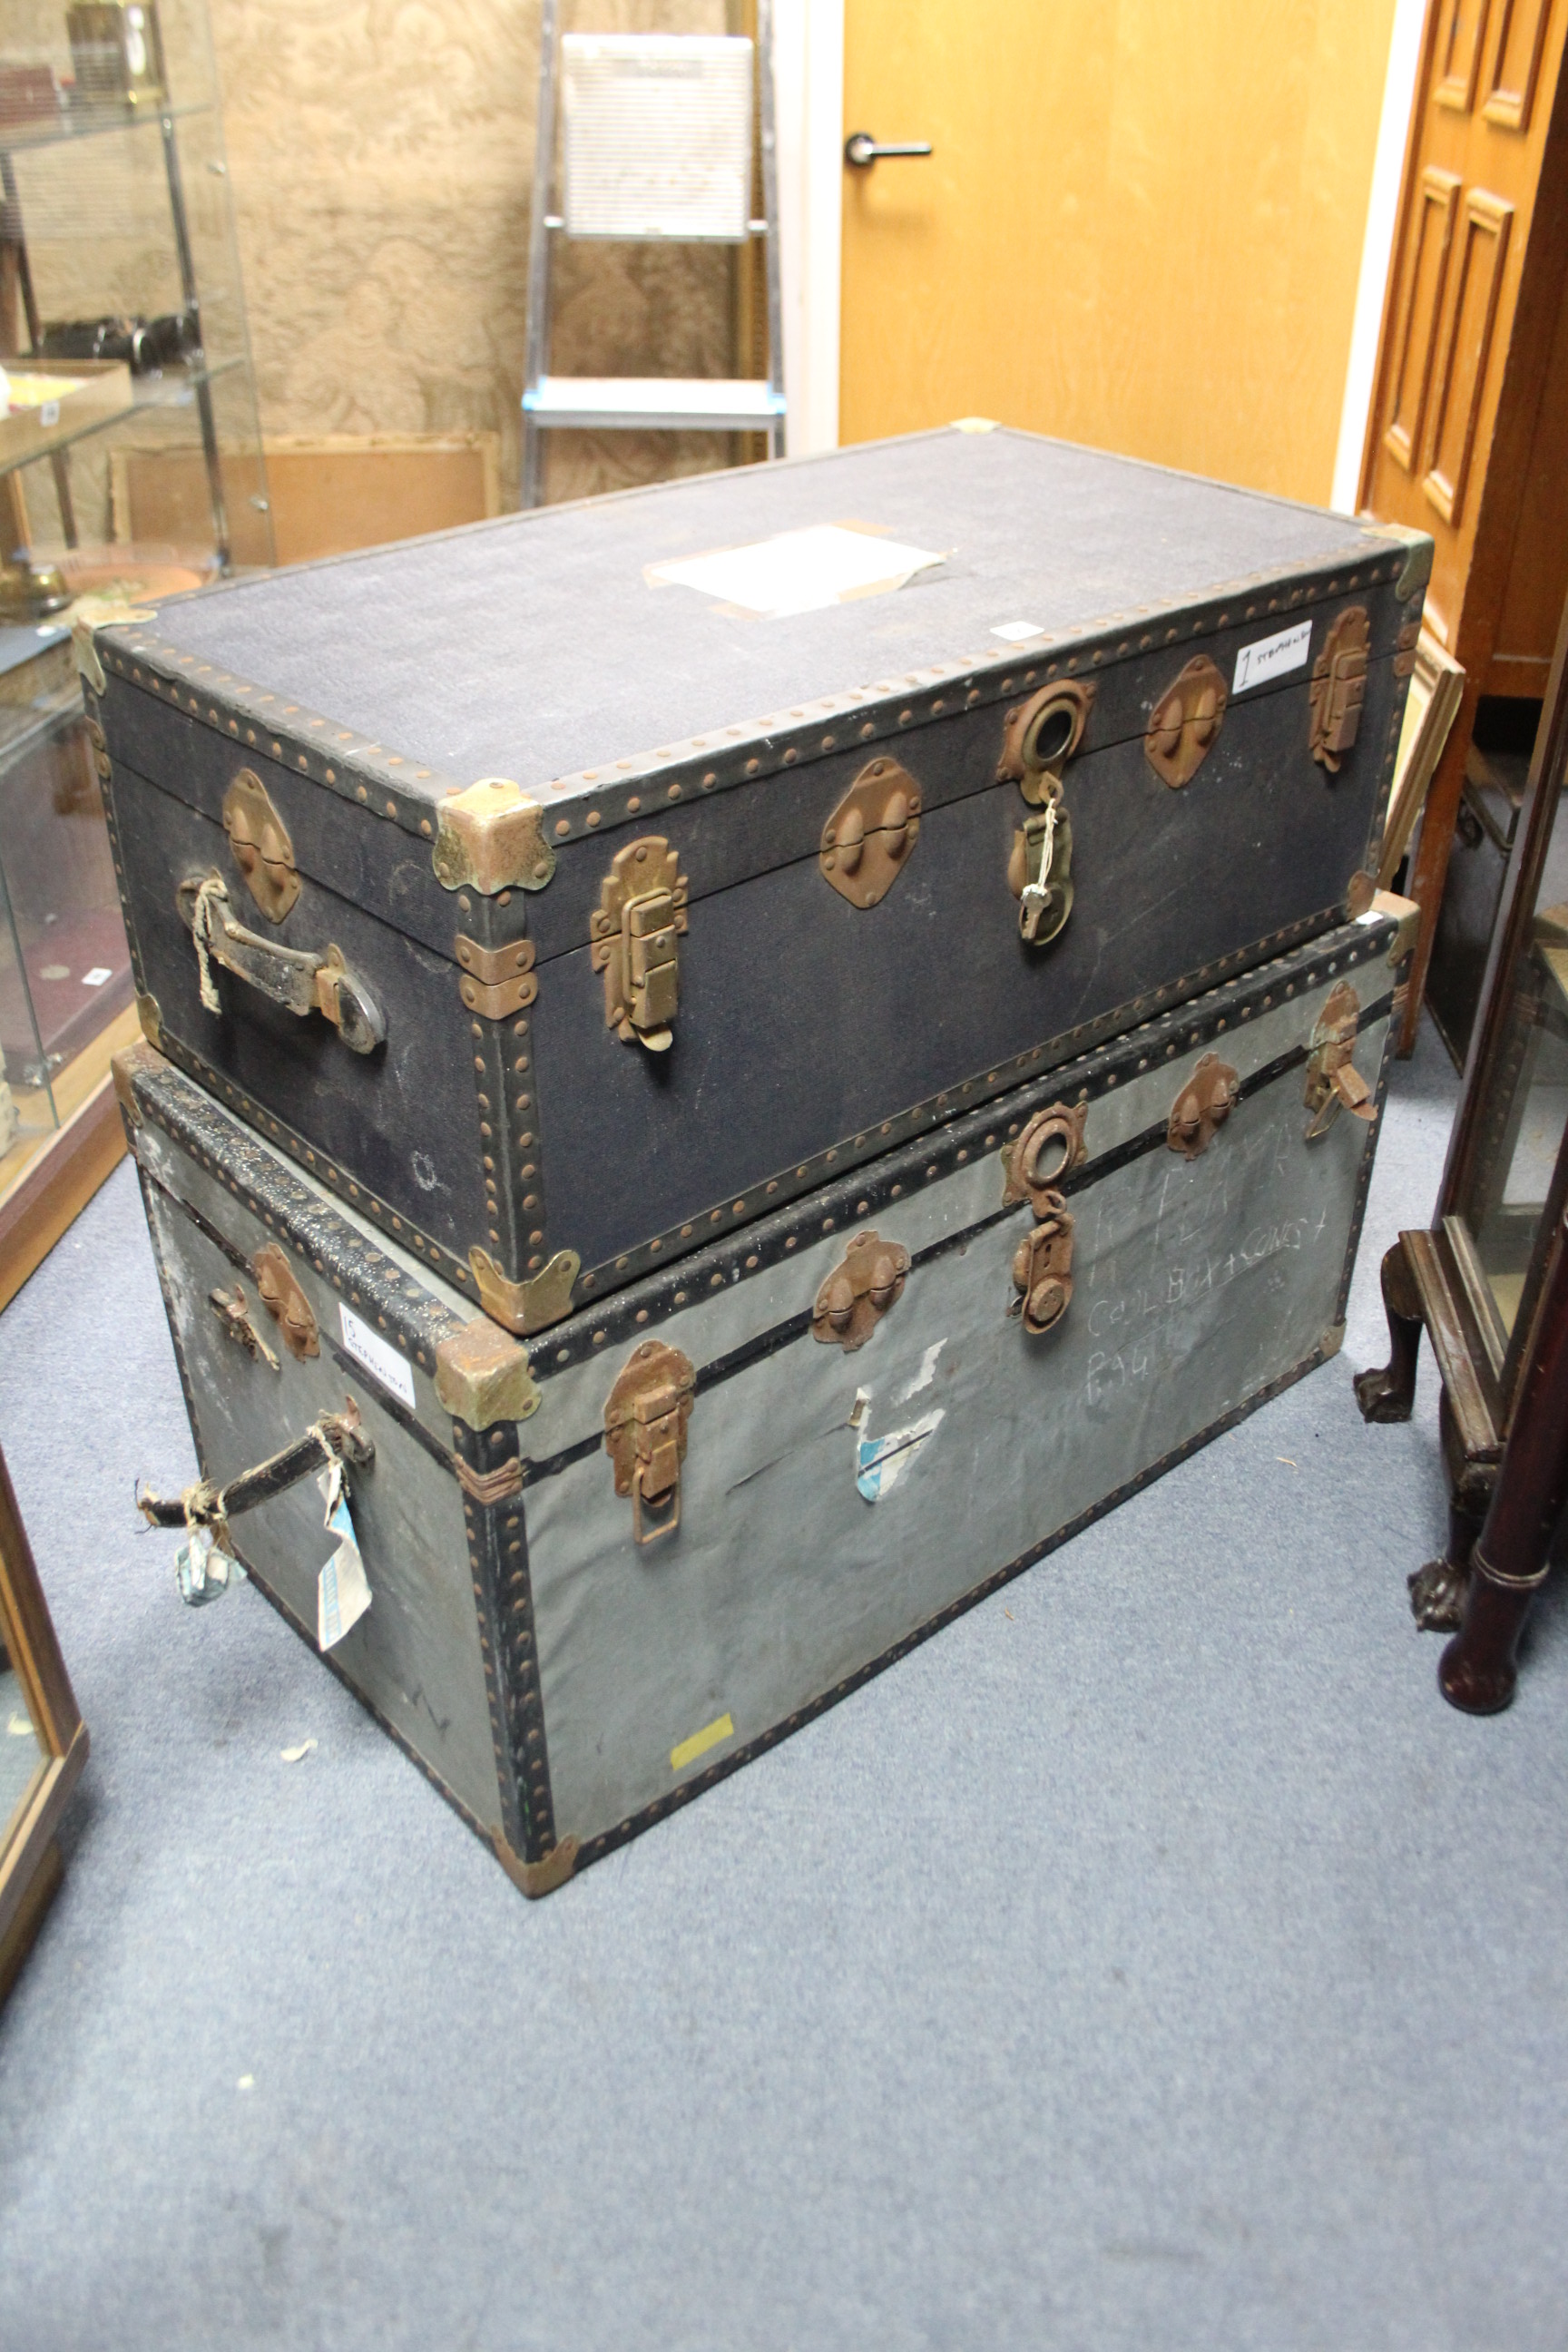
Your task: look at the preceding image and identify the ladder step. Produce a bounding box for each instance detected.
[524,377,786,431]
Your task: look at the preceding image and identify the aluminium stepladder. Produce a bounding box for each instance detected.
[520,0,786,507]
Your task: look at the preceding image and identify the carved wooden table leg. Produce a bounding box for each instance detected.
[1441,1207,1568,1713]
[1354,1239,1424,1422]
[1409,1387,1494,1630]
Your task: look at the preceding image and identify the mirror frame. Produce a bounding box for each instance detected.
[0,1441,87,2000]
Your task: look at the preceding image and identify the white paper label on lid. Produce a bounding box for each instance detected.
[338,1301,415,1410]
[646,524,945,619]
[82,965,112,987]
[991,620,1045,643]
[1233,618,1312,695]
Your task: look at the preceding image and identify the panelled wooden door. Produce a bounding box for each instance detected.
[839,0,1396,506]
[1358,0,1568,1052]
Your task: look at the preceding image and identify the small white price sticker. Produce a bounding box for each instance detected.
[82,965,112,987]
[338,1301,415,1410]
[1233,617,1312,694]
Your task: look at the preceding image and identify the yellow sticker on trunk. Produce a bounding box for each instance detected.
[670,1712,735,1773]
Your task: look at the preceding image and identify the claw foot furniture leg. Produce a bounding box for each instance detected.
[1355,1238,1423,1423]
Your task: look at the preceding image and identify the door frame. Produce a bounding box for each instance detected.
[1332,0,1430,510]
[774,0,844,456]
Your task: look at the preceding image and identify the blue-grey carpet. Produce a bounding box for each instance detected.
[2,1020,1560,2352]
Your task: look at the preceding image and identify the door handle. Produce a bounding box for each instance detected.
[177,872,387,1055]
[844,132,934,169]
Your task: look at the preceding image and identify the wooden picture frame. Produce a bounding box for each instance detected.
[0,1442,87,2004]
[1378,630,1466,890]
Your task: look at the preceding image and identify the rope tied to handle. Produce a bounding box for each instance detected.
[189,873,229,1014]
[136,1403,373,1535]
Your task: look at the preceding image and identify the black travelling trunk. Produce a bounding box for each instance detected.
[87,426,1429,1335]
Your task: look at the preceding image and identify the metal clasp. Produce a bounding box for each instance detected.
[1304,981,1376,1137]
[604,1339,696,1545]
[209,1282,280,1369]
[1002,1102,1089,1210]
[223,769,299,923]
[999,681,1090,949]
[252,1242,320,1359]
[1010,1195,1075,1335]
[1309,606,1370,770]
[820,758,922,908]
[1007,779,1074,945]
[812,1230,911,1352]
[592,837,690,1052]
[1144,655,1228,789]
[1168,1053,1240,1159]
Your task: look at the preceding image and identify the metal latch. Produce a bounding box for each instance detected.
[1007,782,1074,946]
[812,1230,911,1352]
[252,1242,320,1359]
[223,769,299,923]
[1168,1052,1240,1159]
[1144,655,1228,789]
[592,837,689,1052]
[209,1283,279,1369]
[177,874,387,1055]
[1303,980,1376,1137]
[1309,607,1369,771]
[820,758,921,907]
[999,681,1092,948]
[1002,1101,1089,1210]
[1011,1193,1075,1335]
[604,1339,696,1544]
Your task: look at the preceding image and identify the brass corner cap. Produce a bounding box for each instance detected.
[111,1037,168,1123]
[135,990,163,1049]
[1366,521,1434,603]
[494,1831,579,1898]
[435,1317,540,1429]
[468,1246,581,1336]
[71,601,155,695]
[1371,888,1419,964]
[1320,1321,1347,1360]
[433,778,556,897]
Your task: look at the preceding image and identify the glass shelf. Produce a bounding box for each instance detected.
[0,355,245,479]
[0,99,211,157]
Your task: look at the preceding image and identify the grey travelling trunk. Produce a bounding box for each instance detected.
[89,426,1429,1339]
[121,906,1405,1897]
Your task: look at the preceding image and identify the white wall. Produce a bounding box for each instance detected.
[1331,0,1428,513]
[772,0,843,456]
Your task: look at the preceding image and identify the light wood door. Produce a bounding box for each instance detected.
[1358,0,1568,1050]
[840,0,1395,505]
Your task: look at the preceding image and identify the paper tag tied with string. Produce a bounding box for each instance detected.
[316,1459,370,1651]
[175,1524,246,1608]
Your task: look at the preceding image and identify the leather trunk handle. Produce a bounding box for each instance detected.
[136,1403,375,1532]
[177,873,387,1056]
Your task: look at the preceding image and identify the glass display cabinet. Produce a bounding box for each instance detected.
[1357,584,1568,1701]
[0,615,138,1243]
[0,0,271,1301]
[0,0,272,601]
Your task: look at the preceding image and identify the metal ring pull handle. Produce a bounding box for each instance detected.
[136,1403,375,1534]
[177,872,387,1056]
[844,132,934,168]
